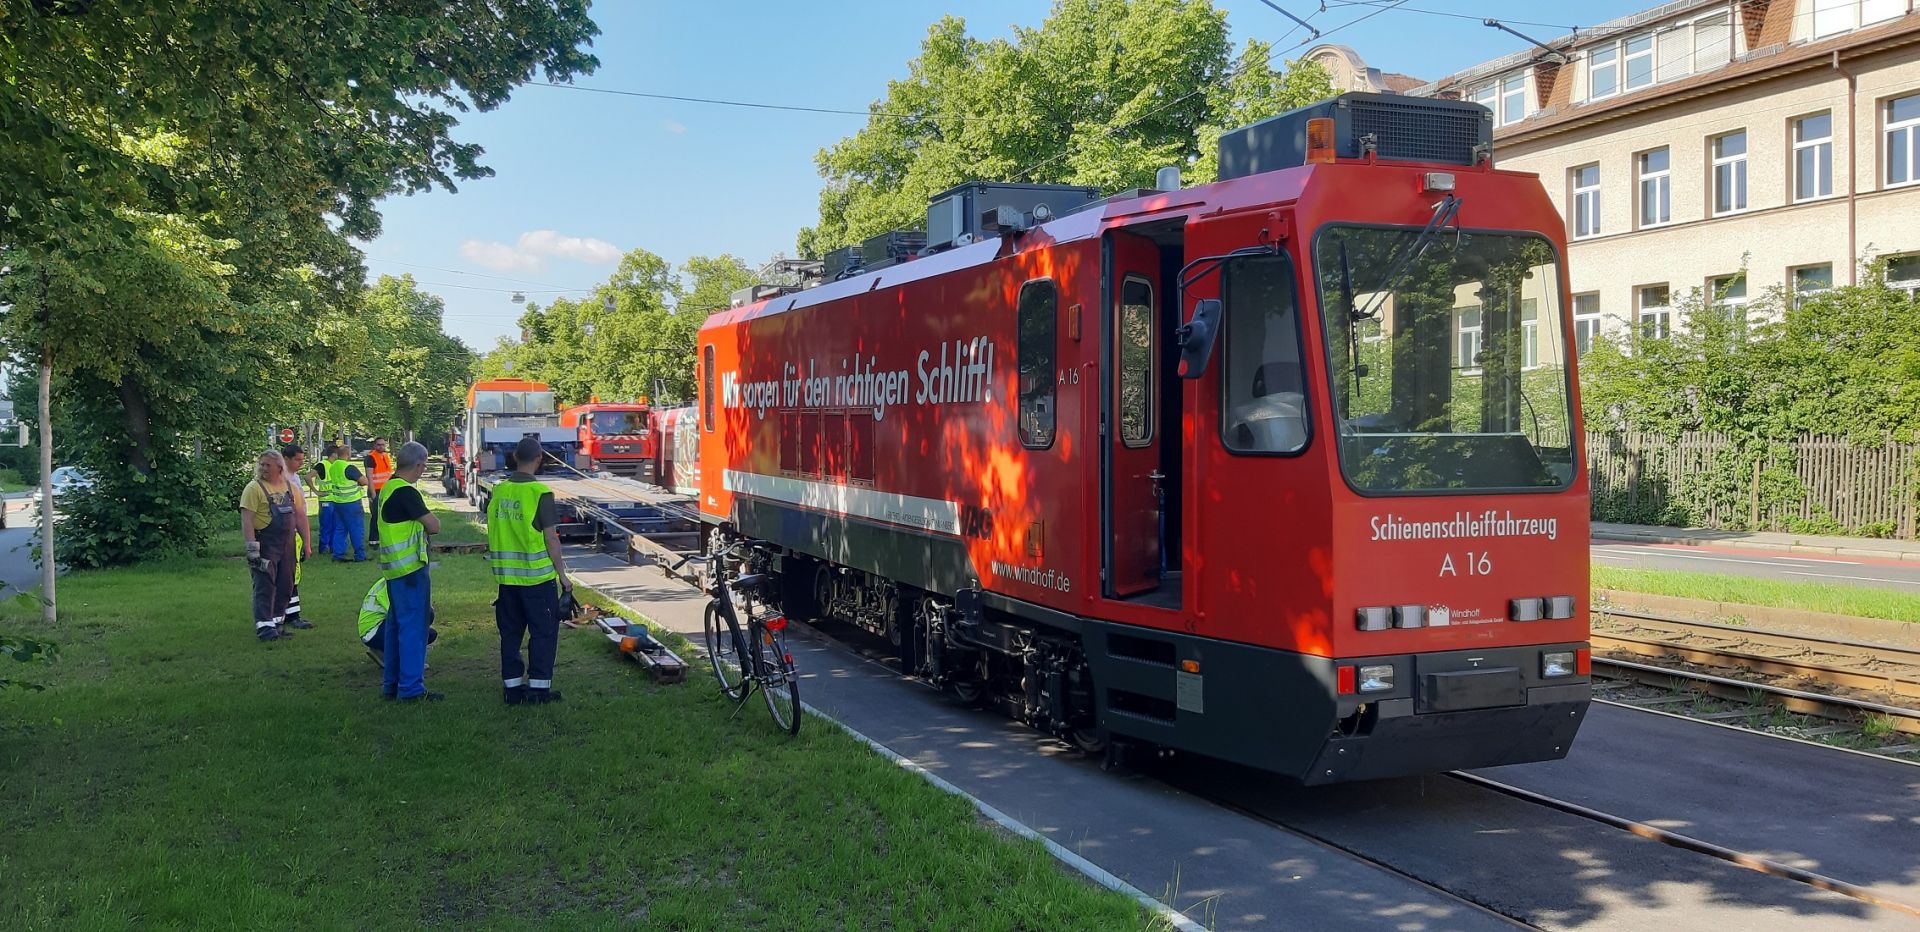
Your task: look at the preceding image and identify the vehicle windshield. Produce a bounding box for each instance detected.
[1314,225,1575,494]
[589,412,645,435]
[474,390,556,414]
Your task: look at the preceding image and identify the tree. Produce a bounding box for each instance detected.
[0,1,600,568]
[482,252,757,405]
[355,276,476,443]
[796,0,1332,255]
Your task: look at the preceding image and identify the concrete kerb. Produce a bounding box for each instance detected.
[566,569,1209,932]
[1592,528,1920,562]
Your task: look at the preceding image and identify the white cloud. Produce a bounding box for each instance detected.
[664,120,687,135]
[459,229,621,272]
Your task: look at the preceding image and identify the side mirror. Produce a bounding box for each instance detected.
[1176,299,1223,379]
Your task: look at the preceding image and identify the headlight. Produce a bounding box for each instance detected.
[1358,664,1395,693]
[1542,651,1577,678]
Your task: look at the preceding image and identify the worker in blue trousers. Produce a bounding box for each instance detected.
[325,443,369,561]
[375,441,441,701]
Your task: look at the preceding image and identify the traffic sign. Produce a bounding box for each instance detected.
[279,427,294,444]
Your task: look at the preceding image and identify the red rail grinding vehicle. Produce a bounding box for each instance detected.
[692,92,1591,783]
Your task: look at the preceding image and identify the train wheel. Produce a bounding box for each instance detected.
[1071,728,1109,756]
[951,679,985,705]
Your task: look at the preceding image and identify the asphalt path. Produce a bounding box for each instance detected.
[1591,539,1920,590]
[565,540,1920,931]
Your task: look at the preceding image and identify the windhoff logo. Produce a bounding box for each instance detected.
[1370,510,1559,543]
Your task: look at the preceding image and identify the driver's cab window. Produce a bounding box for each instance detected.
[1221,255,1309,454]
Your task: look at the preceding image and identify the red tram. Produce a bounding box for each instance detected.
[694,93,1591,783]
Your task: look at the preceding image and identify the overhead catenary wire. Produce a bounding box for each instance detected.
[528,81,937,121]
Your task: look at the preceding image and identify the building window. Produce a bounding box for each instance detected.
[1693,11,1732,70]
[1794,112,1834,202]
[1887,254,1920,298]
[1708,273,1749,337]
[1815,0,1908,39]
[1501,72,1527,126]
[1589,45,1619,99]
[1638,284,1672,342]
[1623,33,1656,91]
[1455,304,1483,371]
[1469,82,1497,112]
[1712,130,1748,215]
[1638,148,1671,227]
[1572,164,1601,238]
[1016,279,1058,449]
[1889,93,1920,188]
[1793,264,1834,305]
[1573,293,1601,356]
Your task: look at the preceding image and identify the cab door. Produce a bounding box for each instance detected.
[1105,232,1163,597]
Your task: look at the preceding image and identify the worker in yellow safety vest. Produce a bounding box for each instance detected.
[324,444,369,561]
[489,435,572,705]
[376,441,440,701]
[356,576,437,667]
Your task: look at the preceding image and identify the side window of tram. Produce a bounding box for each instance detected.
[701,344,716,431]
[1118,277,1154,447]
[1221,257,1308,455]
[1017,279,1058,449]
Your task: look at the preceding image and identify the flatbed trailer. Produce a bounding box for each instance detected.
[474,469,705,561]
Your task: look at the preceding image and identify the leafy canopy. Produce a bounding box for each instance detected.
[797,0,1333,256]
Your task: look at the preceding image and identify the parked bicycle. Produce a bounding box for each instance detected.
[674,539,801,735]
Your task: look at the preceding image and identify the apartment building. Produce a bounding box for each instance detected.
[1318,0,1920,353]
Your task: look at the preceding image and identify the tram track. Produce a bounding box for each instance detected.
[552,503,1920,925]
[1591,608,1920,739]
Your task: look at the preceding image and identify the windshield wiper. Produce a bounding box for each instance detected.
[1349,194,1463,323]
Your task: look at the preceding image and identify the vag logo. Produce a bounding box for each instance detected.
[960,504,993,541]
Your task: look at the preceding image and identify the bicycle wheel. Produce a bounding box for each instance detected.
[759,626,802,736]
[704,602,748,700]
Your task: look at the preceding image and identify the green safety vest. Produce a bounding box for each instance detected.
[325,458,364,504]
[487,478,557,586]
[358,578,389,643]
[374,477,427,580]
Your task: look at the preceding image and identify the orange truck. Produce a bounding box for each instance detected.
[559,400,657,482]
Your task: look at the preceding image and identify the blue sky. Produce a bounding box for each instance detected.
[365,0,1650,350]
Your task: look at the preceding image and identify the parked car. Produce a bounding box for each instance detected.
[32,467,95,507]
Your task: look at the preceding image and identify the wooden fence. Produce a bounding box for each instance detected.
[1586,432,1920,539]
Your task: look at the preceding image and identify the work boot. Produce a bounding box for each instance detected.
[397,692,446,703]
[257,627,285,642]
[286,617,314,630]
[526,688,563,704]
[366,647,384,667]
[503,685,527,705]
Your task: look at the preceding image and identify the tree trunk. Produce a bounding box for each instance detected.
[38,347,55,624]
[118,374,154,475]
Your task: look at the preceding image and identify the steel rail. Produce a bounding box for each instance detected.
[1451,772,1920,920]
[1592,631,1920,700]
[1591,656,1920,735]
[1595,608,1920,669]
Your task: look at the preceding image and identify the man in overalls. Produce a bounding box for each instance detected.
[280,443,314,629]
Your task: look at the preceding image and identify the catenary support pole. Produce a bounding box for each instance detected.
[38,345,54,623]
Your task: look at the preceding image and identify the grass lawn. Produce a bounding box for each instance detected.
[1593,565,1920,623]
[0,468,28,493]
[0,509,1156,930]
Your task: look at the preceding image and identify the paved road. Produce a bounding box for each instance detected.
[1592,539,1920,590]
[0,496,44,597]
[567,541,1920,931]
